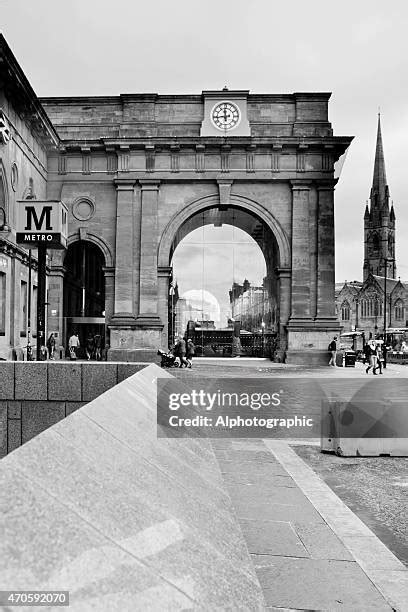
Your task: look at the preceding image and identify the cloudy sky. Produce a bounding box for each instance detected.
[2,0,407,316]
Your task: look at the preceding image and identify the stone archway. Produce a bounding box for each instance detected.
[157,194,291,353]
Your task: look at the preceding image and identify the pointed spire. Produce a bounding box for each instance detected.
[390,201,396,221]
[371,113,389,209]
[364,201,370,219]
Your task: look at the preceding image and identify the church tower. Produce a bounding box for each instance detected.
[363,114,396,280]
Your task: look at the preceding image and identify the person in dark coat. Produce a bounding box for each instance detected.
[175,335,188,368]
[46,333,56,360]
[186,338,195,368]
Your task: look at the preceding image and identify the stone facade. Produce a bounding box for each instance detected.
[0,35,352,364]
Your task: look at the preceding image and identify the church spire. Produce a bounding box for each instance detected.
[363,113,396,280]
[370,113,389,211]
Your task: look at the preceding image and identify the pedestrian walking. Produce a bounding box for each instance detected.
[328,336,337,367]
[68,332,80,360]
[174,335,188,368]
[94,333,102,360]
[373,343,384,375]
[365,340,378,375]
[186,338,195,368]
[46,333,56,360]
[85,331,95,360]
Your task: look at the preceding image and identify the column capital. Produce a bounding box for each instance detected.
[114,178,136,190]
[291,180,312,191]
[139,179,161,190]
[48,265,66,277]
[316,179,338,191]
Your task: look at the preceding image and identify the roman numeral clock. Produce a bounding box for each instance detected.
[200,90,251,137]
[211,101,241,131]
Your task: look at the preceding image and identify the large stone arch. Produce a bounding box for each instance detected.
[156,192,291,353]
[158,193,290,268]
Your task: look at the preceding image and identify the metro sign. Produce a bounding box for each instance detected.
[16,200,68,249]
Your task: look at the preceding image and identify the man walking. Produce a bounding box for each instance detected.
[175,335,188,368]
[328,336,337,367]
[365,340,378,375]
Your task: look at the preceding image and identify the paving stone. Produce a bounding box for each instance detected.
[293,522,354,561]
[15,363,47,400]
[228,483,311,512]
[48,362,82,401]
[240,519,309,558]
[222,471,297,487]
[21,401,65,443]
[7,401,21,419]
[82,363,118,401]
[0,362,14,399]
[252,556,392,611]
[235,498,325,524]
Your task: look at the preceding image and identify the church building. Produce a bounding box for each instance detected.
[336,115,407,336]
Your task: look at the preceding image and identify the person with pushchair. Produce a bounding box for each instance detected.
[174,335,189,368]
[186,338,195,369]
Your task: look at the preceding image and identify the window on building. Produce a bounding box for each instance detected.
[0,272,5,335]
[20,280,27,336]
[0,170,7,229]
[395,299,404,321]
[341,301,350,321]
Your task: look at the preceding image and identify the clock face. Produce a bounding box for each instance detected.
[211,101,241,131]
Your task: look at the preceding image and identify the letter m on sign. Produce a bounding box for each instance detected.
[25,206,53,231]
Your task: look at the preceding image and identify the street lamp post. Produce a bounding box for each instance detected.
[261,320,265,357]
[383,257,389,369]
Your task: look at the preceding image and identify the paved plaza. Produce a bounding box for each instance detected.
[213,438,408,611]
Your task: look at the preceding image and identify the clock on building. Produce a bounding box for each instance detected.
[211,101,241,131]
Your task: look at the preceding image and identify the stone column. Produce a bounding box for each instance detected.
[136,180,162,327]
[316,182,338,320]
[276,268,291,358]
[103,266,115,345]
[289,181,312,320]
[158,266,172,349]
[111,179,136,324]
[47,265,65,355]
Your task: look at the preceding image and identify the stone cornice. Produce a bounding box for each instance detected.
[0,35,59,149]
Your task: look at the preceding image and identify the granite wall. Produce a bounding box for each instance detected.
[0,361,147,457]
[0,363,265,610]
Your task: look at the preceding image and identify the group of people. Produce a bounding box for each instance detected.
[68,331,103,361]
[364,339,384,375]
[172,335,195,368]
[328,335,386,374]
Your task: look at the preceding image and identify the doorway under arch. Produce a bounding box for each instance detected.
[63,240,106,358]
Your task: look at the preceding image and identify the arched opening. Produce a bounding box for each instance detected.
[63,241,106,359]
[341,300,350,321]
[167,205,281,357]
